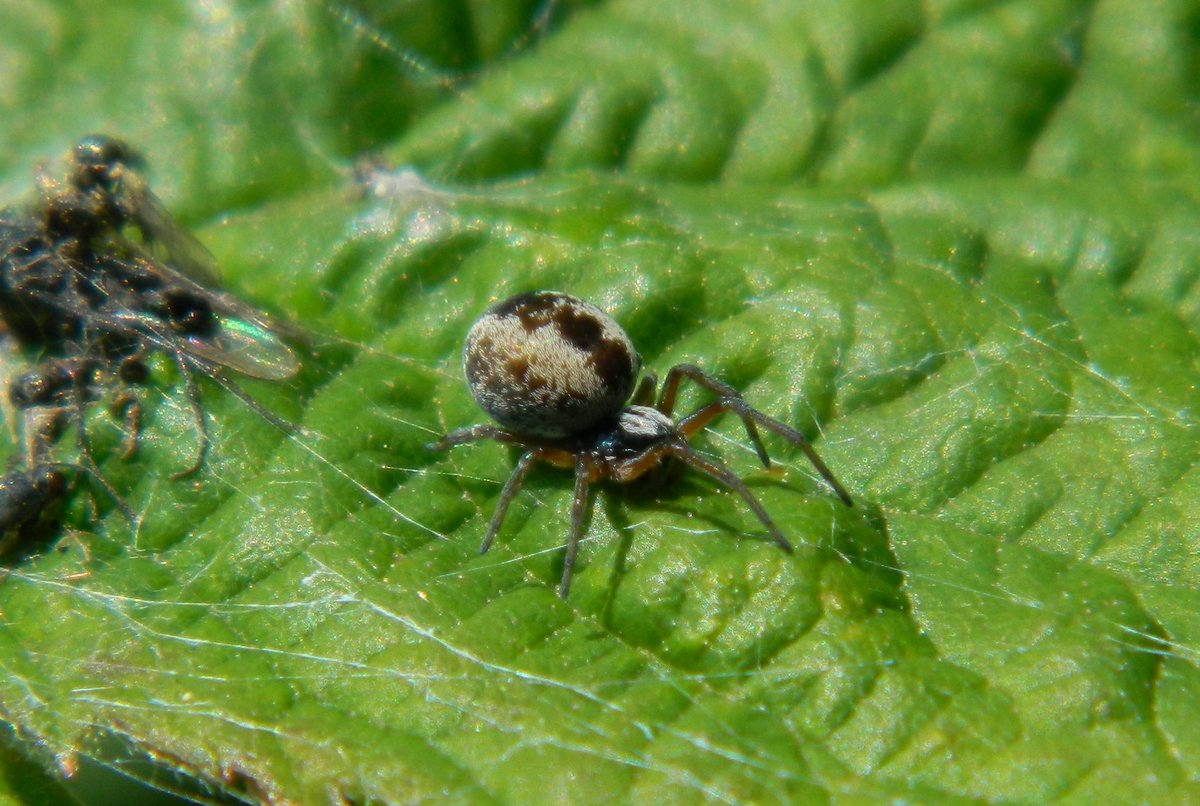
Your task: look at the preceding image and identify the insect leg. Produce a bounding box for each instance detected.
[169,351,209,480]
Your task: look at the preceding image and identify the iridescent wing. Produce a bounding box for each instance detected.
[112,297,302,381]
[112,178,304,380]
[120,171,223,286]
[177,312,301,381]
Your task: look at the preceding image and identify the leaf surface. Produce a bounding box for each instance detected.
[0,0,1198,802]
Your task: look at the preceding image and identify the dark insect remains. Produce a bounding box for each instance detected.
[0,135,301,546]
[430,291,854,598]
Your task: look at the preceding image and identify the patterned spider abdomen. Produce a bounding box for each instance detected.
[464,291,641,438]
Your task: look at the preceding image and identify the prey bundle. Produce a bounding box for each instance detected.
[0,136,300,548]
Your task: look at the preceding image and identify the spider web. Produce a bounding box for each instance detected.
[1,0,1199,803]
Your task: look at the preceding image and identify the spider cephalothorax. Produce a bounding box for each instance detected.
[431,291,853,597]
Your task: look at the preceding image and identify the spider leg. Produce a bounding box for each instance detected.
[559,456,593,599]
[676,401,771,466]
[669,442,794,553]
[724,402,853,507]
[657,364,737,416]
[657,364,770,466]
[630,371,658,406]
[479,448,548,554]
[608,441,675,483]
[427,424,522,452]
[475,448,595,598]
[663,364,853,506]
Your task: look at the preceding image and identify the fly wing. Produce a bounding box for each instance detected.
[107,222,307,380]
[96,247,304,382]
[179,313,301,381]
[123,178,224,287]
[101,173,306,380]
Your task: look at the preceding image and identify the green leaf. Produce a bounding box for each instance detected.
[2,0,1200,802]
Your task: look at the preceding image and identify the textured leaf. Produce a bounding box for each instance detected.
[1,0,1199,803]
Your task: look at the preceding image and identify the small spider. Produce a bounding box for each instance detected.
[430,291,854,598]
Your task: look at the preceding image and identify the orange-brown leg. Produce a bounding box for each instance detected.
[665,366,853,507]
[657,364,770,466]
[608,441,675,483]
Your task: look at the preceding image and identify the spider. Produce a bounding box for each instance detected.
[429,291,854,598]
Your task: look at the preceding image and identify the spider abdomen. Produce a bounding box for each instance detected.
[463,291,641,438]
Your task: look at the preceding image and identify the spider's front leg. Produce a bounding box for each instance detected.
[610,438,795,553]
[657,364,771,466]
[669,442,795,553]
[662,364,853,507]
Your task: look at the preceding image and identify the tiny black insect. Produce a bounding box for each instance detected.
[430,291,854,598]
[0,464,68,556]
[0,135,301,543]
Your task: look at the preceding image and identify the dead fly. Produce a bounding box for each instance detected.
[0,135,301,540]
